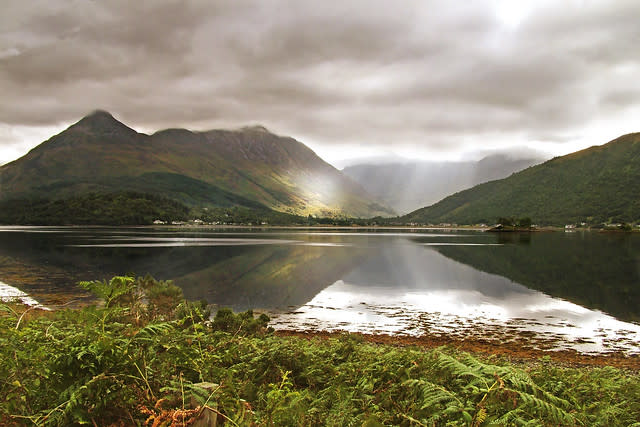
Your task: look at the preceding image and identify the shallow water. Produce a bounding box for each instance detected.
[1,226,638,354]
[0,280,42,306]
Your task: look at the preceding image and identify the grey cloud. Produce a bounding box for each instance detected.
[1,0,639,161]
[599,90,640,109]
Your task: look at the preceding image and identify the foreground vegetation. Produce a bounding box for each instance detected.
[1,276,639,426]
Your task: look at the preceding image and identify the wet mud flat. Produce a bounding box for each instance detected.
[269,303,640,371]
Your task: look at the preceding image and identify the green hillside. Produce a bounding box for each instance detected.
[0,111,393,218]
[0,192,189,225]
[403,132,640,226]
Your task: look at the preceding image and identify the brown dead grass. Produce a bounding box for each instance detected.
[275,329,640,371]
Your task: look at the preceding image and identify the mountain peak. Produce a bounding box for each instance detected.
[76,110,119,126]
[72,110,139,138]
[240,125,271,134]
[78,110,120,123]
[85,109,114,119]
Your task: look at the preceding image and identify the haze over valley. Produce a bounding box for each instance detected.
[343,154,545,214]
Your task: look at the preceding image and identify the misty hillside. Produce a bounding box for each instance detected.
[402,132,640,225]
[0,111,394,218]
[343,155,543,214]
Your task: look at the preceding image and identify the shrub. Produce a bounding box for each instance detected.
[1,276,638,425]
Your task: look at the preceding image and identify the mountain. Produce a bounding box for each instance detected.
[0,111,393,218]
[342,154,543,214]
[403,132,640,225]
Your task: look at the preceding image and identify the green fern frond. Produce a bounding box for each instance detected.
[133,321,175,339]
[434,351,486,383]
[0,303,17,317]
[403,379,461,409]
[511,389,576,425]
[494,408,531,426]
[504,371,571,410]
[78,276,135,308]
[188,384,213,402]
[459,353,511,378]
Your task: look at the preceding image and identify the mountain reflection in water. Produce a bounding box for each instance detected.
[0,228,365,310]
[0,227,638,354]
[268,234,640,354]
[432,231,640,323]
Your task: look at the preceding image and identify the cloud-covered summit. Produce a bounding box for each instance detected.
[1,0,639,165]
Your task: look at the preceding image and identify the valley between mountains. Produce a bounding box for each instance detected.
[1,110,639,227]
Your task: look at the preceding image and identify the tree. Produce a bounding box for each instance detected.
[497,217,514,227]
[517,217,532,228]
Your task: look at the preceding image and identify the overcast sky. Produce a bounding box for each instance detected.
[1,0,639,167]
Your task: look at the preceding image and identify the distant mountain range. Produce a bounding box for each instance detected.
[403,132,640,226]
[343,155,544,214]
[0,111,394,218]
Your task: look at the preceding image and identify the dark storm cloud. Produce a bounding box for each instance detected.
[1,0,639,161]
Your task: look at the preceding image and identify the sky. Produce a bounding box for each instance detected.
[1,0,639,168]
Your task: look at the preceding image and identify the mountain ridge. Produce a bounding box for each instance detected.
[0,111,394,218]
[402,132,640,225]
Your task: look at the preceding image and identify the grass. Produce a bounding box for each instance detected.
[1,276,639,426]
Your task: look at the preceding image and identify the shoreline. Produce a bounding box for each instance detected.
[6,301,639,371]
[3,223,639,234]
[275,329,640,371]
[0,281,44,307]
[5,297,639,370]
[1,223,489,231]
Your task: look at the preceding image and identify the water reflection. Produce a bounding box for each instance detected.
[270,237,640,354]
[1,227,639,354]
[0,227,366,309]
[432,231,640,323]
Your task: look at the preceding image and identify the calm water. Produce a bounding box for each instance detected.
[1,226,639,354]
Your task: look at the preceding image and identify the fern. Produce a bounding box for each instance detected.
[510,391,576,425]
[506,370,572,410]
[3,275,639,426]
[403,378,461,409]
[473,406,487,426]
[427,350,579,426]
[78,276,134,308]
[434,351,487,385]
[131,321,175,341]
